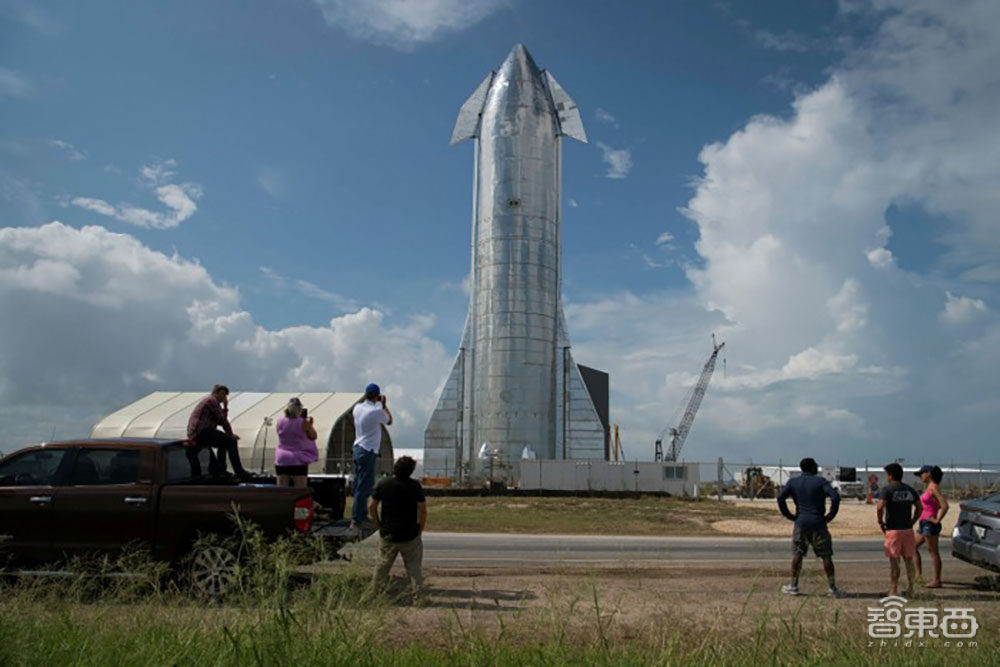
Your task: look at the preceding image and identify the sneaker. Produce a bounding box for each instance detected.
[827,586,847,599]
[346,522,361,537]
[781,583,801,596]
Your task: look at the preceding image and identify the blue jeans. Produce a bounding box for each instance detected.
[352,445,377,524]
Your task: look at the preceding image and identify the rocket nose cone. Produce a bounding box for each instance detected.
[500,43,541,80]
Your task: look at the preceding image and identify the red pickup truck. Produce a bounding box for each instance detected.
[0,438,346,593]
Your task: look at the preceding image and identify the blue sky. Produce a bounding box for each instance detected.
[1,0,998,466]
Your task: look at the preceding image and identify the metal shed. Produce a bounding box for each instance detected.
[91,391,394,475]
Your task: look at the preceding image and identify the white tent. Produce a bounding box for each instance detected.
[91,391,394,475]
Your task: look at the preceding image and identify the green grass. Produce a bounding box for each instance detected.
[349,494,778,535]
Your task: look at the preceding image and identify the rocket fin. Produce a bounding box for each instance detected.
[423,316,473,476]
[556,304,606,459]
[450,71,495,145]
[564,348,606,459]
[542,71,587,143]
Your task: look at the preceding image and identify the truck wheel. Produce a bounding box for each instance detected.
[188,545,238,598]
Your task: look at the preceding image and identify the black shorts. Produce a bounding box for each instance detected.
[275,464,308,476]
[792,525,833,558]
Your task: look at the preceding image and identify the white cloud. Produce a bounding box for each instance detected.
[49,139,86,161]
[826,278,868,333]
[753,29,811,53]
[940,291,987,325]
[294,279,359,311]
[567,198,578,208]
[0,222,450,449]
[259,266,359,311]
[665,0,1000,460]
[70,160,202,229]
[866,246,894,269]
[596,141,632,179]
[71,197,116,217]
[655,231,674,246]
[595,108,619,128]
[0,67,32,98]
[312,0,507,49]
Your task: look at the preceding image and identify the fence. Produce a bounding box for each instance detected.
[699,459,1000,501]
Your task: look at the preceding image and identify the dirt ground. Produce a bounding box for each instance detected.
[348,494,961,538]
[712,498,961,538]
[380,556,1000,650]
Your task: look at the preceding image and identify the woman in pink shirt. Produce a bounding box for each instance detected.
[914,465,949,588]
[275,397,318,488]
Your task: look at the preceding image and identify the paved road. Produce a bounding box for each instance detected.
[398,532,965,569]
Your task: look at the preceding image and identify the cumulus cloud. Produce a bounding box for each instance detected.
[657,0,1000,460]
[70,159,202,229]
[596,141,632,179]
[559,1,1000,462]
[0,222,451,449]
[312,0,507,49]
[940,291,987,325]
[866,247,894,269]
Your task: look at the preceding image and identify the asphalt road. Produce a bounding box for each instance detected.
[402,532,965,569]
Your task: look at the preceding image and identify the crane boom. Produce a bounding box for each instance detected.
[655,336,725,462]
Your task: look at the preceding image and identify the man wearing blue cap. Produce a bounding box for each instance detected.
[350,383,393,534]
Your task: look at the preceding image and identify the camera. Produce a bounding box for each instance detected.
[301,408,308,419]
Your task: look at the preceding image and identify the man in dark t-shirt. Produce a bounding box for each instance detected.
[776,457,845,597]
[369,455,427,595]
[877,462,922,597]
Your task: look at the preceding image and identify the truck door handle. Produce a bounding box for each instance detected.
[124,497,148,505]
[29,496,52,504]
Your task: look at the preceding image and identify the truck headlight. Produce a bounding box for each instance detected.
[952,526,961,540]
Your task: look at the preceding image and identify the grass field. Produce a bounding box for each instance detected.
[2,520,996,666]
[2,561,994,666]
[347,495,779,535]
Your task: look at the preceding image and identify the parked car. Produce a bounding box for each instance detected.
[832,480,866,500]
[0,438,348,594]
[951,493,1000,573]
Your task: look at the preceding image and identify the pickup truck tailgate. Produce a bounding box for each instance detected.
[157,484,310,559]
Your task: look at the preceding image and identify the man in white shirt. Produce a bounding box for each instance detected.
[351,382,393,532]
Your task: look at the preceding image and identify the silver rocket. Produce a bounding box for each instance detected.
[424,44,606,479]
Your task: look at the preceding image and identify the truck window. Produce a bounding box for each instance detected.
[0,449,66,486]
[165,446,211,482]
[67,449,141,486]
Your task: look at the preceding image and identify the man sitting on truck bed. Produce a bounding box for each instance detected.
[186,384,252,482]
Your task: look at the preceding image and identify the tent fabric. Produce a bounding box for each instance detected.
[91,391,394,475]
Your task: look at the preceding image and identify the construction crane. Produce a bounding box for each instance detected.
[655,335,726,462]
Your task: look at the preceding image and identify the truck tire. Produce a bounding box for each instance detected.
[188,544,238,599]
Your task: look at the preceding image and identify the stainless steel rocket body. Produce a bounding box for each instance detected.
[473,49,560,459]
[423,44,605,479]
